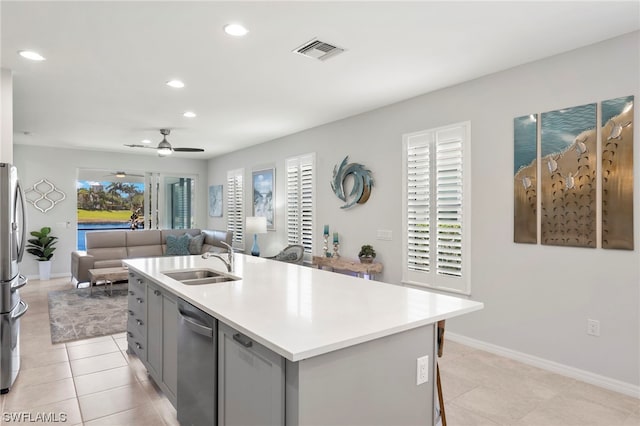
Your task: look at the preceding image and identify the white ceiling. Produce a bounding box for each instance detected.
[2,1,639,160]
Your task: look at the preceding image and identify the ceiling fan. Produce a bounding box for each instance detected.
[124,129,204,156]
[105,171,144,178]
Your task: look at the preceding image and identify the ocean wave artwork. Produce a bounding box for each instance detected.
[541,103,596,248]
[601,95,634,250]
[514,114,537,244]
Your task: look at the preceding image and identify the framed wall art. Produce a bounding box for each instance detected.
[540,103,596,248]
[208,185,223,217]
[514,114,538,244]
[252,168,275,230]
[601,95,634,250]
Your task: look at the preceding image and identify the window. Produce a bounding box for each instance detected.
[286,153,315,255]
[402,122,471,295]
[226,168,244,246]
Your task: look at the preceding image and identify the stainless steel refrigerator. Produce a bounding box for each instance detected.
[0,163,28,393]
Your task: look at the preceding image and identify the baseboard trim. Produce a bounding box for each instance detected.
[446,331,640,399]
[24,273,72,281]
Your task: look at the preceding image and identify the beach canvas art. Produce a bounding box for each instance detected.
[601,96,634,250]
[540,103,597,248]
[514,114,538,244]
[252,168,275,230]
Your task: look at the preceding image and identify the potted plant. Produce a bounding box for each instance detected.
[26,226,58,280]
[358,244,376,264]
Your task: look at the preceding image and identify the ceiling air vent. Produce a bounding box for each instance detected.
[293,38,345,61]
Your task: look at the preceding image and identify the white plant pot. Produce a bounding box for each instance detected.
[38,260,52,281]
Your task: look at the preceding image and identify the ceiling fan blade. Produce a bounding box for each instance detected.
[124,144,155,149]
[173,147,204,152]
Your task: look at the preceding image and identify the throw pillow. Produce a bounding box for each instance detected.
[188,233,205,255]
[166,234,191,256]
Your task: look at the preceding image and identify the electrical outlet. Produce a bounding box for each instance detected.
[587,319,600,336]
[376,229,392,241]
[416,355,429,385]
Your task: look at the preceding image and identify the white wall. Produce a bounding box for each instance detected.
[14,145,209,278]
[207,32,639,389]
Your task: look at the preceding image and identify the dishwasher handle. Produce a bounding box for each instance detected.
[179,311,213,338]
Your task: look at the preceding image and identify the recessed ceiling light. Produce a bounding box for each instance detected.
[141,139,152,144]
[224,24,249,37]
[18,50,45,61]
[183,111,196,118]
[166,80,185,88]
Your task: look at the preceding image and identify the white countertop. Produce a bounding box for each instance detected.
[124,254,483,362]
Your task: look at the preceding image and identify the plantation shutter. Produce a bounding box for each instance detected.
[406,140,431,273]
[226,169,244,245]
[436,134,463,278]
[402,122,470,295]
[286,154,315,254]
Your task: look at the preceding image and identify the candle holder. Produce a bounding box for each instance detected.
[333,242,340,258]
[323,234,330,257]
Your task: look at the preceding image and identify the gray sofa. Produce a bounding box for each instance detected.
[71,228,233,283]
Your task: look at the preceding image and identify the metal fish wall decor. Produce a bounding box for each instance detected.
[331,156,374,209]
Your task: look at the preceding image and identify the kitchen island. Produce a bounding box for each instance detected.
[124,253,483,425]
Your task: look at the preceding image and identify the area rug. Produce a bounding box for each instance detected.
[48,283,128,344]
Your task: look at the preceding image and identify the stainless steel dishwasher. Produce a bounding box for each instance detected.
[177,298,217,426]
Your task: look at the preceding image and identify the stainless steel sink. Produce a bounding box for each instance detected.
[162,269,239,285]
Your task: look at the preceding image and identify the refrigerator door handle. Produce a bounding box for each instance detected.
[11,275,27,291]
[11,300,28,320]
[15,180,27,263]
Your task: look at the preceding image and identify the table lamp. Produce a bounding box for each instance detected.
[246,216,267,256]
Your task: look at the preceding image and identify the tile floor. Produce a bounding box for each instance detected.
[3,277,639,425]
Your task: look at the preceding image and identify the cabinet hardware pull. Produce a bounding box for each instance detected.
[136,298,143,304]
[128,291,134,295]
[154,290,161,296]
[233,333,253,348]
[128,310,134,316]
[136,319,143,326]
[135,343,142,349]
[127,332,133,337]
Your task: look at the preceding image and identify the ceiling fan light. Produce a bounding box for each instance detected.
[115,172,126,178]
[157,139,173,156]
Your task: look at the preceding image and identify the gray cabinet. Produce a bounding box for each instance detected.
[147,282,178,406]
[127,272,147,361]
[126,274,178,408]
[218,322,285,426]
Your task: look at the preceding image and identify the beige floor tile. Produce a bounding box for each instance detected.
[565,380,639,415]
[515,393,630,426]
[4,378,76,411]
[136,377,166,403]
[446,401,502,426]
[622,408,640,426]
[74,366,137,396]
[84,402,165,426]
[70,351,127,376]
[66,335,113,348]
[122,352,150,382]
[439,366,480,402]
[453,385,541,424]
[67,339,120,360]
[13,361,72,388]
[152,398,179,426]
[78,381,152,421]
[21,335,65,353]
[21,347,68,370]
[114,337,128,351]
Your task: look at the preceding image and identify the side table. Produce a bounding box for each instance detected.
[88,267,129,296]
[312,256,383,280]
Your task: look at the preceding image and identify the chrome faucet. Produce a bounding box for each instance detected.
[202,241,234,272]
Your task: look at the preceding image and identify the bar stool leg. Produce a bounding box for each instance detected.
[436,363,446,426]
